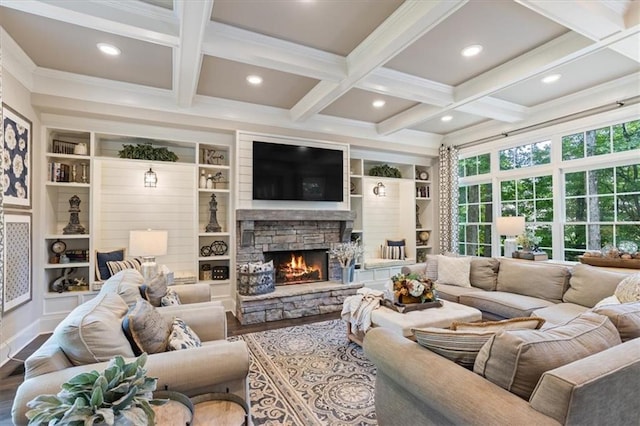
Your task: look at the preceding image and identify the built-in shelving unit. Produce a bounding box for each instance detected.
[41,123,235,316]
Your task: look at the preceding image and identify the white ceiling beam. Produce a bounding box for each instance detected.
[457,97,529,123]
[358,68,453,106]
[289,0,467,122]
[377,104,444,135]
[174,0,213,107]
[203,22,346,82]
[517,0,640,62]
[1,0,179,46]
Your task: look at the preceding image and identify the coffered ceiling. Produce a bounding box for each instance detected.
[1,0,638,151]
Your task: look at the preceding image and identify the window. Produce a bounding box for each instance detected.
[500,140,550,170]
[500,175,553,257]
[459,153,490,177]
[563,163,640,261]
[459,183,493,257]
[562,119,640,160]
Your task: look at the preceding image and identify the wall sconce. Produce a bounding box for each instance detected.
[144,168,157,187]
[373,182,386,197]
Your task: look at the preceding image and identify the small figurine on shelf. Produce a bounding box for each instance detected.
[205,193,222,232]
[63,195,86,235]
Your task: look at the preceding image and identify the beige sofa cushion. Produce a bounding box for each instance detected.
[563,264,628,308]
[496,259,570,303]
[473,312,621,400]
[142,272,169,307]
[592,302,640,342]
[53,293,134,365]
[470,257,500,291]
[99,269,145,306]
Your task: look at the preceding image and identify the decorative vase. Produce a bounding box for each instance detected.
[341,266,351,284]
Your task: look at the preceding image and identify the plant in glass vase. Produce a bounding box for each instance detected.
[328,241,364,284]
[516,228,542,252]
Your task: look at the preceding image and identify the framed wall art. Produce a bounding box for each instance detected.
[2,104,32,208]
[2,213,32,313]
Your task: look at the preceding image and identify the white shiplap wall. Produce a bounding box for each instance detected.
[236,131,349,210]
[362,177,416,260]
[93,158,196,272]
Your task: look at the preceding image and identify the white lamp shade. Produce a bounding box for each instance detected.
[496,216,525,237]
[129,230,168,256]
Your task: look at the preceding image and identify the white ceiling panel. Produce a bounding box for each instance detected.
[493,49,640,106]
[320,88,419,123]
[197,56,319,109]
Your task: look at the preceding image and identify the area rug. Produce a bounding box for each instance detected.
[232,319,377,425]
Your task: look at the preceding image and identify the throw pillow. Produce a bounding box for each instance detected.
[167,317,202,351]
[563,263,627,307]
[452,317,545,332]
[424,255,438,281]
[122,298,171,355]
[99,269,145,307]
[386,239,406,247]
[141,272,168,307]
[469,257,500,291]
[161,288,182,307]
[95,248,125,281]
[592,302,640,342]
[380,245,405,260]
[106,257,143,277]
[436,255,471,287]
[473,312,621,400]
[614,273,640,303]
[53,293,134,365]
[413,327,496,369]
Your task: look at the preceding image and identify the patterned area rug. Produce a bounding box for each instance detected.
[232,319,377,425]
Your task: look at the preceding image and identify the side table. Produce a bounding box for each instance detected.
[191,392,249,426]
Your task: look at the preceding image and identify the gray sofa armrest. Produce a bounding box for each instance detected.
[12,340,250,426]
[158,304,227,341]
[170,283,211,304]
[363,328,559,426]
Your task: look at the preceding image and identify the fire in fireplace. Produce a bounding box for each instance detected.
[264,249,328,285]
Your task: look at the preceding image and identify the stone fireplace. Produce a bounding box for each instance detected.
[235,209,362,324]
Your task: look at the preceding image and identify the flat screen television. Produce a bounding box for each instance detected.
[253,141,344,202]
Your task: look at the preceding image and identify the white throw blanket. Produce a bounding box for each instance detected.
[341,288,385,334]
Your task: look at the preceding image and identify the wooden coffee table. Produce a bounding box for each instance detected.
[347,300,482,345]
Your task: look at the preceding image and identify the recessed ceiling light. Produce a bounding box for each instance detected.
[461,44,483,57]
[96,43,121,56]
[541,74,561,84]
[441,115,453,122]
[246,75,263,85]
[372,100,386,108]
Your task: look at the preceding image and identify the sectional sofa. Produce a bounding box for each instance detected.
[11,271,250,425]
[362,256,640,425]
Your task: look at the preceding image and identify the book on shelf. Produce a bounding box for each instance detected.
[48,162,71,182]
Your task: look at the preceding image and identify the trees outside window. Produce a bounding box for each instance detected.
[459,183,493,257]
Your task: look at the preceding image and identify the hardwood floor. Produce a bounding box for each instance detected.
[0,311,340,425]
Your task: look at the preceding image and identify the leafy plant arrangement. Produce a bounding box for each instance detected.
[516,228,542,251]
[368,164,402,178]
[118,143,178,162]
[328,241,364,268]
[26,353,166,425]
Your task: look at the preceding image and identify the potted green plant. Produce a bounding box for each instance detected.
[118,143,178,162]
[368,164,402,178]
[516,229,542,252]
[26,353,166,425]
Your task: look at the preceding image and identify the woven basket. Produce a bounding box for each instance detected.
[237,270,275,295]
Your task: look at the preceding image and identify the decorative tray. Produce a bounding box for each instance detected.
[578,256,640,269]
[382,299,443,314]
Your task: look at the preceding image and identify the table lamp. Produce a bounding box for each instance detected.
[129,229,168,281]
[496,217,525,259]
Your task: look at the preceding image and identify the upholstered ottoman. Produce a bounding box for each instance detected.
[347,300,482,344]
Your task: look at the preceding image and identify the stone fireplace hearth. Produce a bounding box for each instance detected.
[235,209,360,324]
